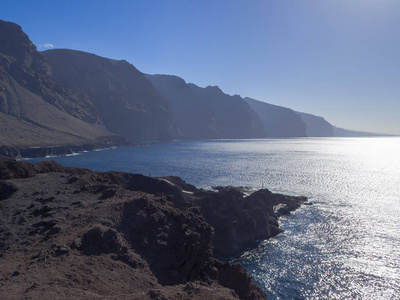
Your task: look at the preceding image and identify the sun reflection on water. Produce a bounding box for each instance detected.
[27,137,400,299]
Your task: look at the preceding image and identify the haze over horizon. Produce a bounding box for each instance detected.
[2,0,400,135]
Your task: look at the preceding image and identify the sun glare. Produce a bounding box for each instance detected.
[334,0,398,19]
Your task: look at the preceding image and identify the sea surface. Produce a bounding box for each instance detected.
[27,137,400,299]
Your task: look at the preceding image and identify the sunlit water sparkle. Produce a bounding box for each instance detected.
[27,137,400,299]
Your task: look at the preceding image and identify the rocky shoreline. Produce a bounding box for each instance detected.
[0,136,130,159]
[0,158,308,299]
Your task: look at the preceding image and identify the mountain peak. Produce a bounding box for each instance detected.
[205,85,222,92]
[0,20,37,58]
[146,74,187,87]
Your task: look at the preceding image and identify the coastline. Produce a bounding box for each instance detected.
[0,138,130,160]
[0,158,309,299]
[3,136,397,160]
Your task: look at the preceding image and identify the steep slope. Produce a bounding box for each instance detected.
[0,20,105,126]
[43,50,178,142]
[2,18,383,154]
[0,20,125,154]
[244,97,307,137]
[146,74,266,139]
[295,111,335,137]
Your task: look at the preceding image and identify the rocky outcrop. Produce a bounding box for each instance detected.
[0,158,281,299]
[118,197,214,285]
[0,158,310,299]
[0,157,36,179]
[195,187,307,258]
[0,181,17,200]
[214,260,268,300]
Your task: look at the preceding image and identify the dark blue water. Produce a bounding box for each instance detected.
[26,138,400,299]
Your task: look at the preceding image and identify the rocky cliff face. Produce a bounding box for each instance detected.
[1,19,377,155]
[146,74,266,139]
[0,158,308,298]
[0,19,177,156]
[195,187,307,258]
[43,50,178,142]
[296,111,335,137]
[0,158,272,299]
[244,97,307,137]
[0,20,126,152]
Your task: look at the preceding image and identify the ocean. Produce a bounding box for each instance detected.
[26,137,400,299]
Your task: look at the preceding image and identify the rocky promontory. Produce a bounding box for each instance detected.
[0,158,308,299]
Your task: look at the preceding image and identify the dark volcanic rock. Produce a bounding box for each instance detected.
[160,176,197,193]
[196,187,307,258]
[215,260,268,300]
[33,160,65,174]
[0,180,18,200]
[80,226,128,256]
[79,226,143,269]
[106,171,187,207]
[0,158,276,299]
[0,157,35,179]
[118,196,213,285]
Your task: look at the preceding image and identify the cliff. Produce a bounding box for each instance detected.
[332,126,391,137]
[43,50,178,142]
[0,158,308,299]
[244,97,307,137]
[295,111,335,137]
[146,74,266,139]
[0,20,125,153]
[0,19,177,159]
[2,19,379,157]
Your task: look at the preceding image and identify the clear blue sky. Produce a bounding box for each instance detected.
[2,0,400,134]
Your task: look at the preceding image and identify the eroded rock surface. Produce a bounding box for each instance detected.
[0,159,308,299]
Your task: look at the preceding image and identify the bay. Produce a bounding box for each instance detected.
[27,137,400,299]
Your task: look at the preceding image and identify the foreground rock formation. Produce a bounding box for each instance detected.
[0,158,308,299]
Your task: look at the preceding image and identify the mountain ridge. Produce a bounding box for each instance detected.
[146,74,266,139]
[295,111,335,137]
[244,97,307,137]
[0,19,389,159]
[0,20,128,156]
[42,49,178,142]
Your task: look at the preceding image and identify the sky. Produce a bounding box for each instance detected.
[2,0,400,134]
